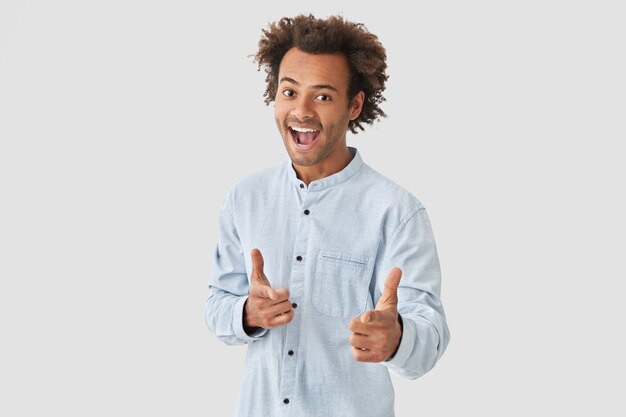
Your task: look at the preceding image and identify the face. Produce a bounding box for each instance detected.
[274,47,364,169]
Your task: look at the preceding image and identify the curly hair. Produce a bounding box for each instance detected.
[252,14,389,134]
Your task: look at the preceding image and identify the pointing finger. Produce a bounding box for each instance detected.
[273,287,291,302]
[361,310,387,324]
[250,281,278,300]
[360,310,373,324]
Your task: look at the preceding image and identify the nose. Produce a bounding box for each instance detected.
[290,96,315,121]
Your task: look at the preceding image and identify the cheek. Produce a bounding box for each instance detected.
[274,105,288,124]
[274,116,284,134]
[274,103,285,120]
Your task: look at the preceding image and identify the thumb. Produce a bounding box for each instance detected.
[375,267,402,310]
[250,248,270,285]
[249,249,275,299]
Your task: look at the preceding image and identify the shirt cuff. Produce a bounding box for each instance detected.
[233,295,268,343]
[384,314,415,367]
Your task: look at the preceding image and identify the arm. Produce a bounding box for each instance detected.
[380,206,450,379]
[204,191,268,345]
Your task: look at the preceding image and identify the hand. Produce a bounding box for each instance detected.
[349,267,403,362]
[243,248,293,333]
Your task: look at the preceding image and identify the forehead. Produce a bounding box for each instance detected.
[278,47,350,90]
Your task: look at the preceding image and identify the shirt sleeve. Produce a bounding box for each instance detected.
[380,206,450,379]
[204,189,268,345]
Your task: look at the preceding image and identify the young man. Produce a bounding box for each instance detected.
[205,14,450,417]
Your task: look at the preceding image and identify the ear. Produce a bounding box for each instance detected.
[348,91,365,121]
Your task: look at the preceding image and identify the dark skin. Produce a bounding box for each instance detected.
[244,248,403,362]
[273,47,364,185]
[243,248,293,333]
[349,268,403,362]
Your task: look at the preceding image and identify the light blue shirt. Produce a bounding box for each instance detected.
[205,147,450,417]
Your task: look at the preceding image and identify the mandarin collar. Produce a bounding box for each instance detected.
[287,147,364,191]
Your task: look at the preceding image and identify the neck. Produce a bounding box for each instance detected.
[293,146,354,185]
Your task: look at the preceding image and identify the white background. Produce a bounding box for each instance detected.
[1,1,624,416]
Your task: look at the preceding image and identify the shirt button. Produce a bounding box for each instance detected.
[283,398,290,404]
[299,183,304,189]
[288,350,294,356]
[303,209,310,215]
[296,255,303,262]
[292,302,298,309]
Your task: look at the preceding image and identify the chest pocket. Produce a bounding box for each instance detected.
[312,250,374,318]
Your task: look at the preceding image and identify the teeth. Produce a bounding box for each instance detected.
[290,126,319,133]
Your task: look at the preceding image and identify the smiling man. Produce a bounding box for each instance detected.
[274,47,362,181]
[205,14,450,417]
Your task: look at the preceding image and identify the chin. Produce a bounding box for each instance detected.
[288,154,316,167]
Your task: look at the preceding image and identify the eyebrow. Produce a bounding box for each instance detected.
[279,76,339,92]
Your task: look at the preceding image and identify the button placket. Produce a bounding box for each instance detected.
[277,190,314,409]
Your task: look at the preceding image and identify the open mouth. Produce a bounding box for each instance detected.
[289,126,321,150]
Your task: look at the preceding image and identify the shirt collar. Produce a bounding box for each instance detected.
[287,146,364,191]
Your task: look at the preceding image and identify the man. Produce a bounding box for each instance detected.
[205,14,450,417]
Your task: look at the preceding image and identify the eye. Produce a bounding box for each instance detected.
[282,89,295,97]
[315,94,331,101]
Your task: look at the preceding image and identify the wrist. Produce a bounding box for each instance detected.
[385,314,403,362]
[243,298,262,335]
